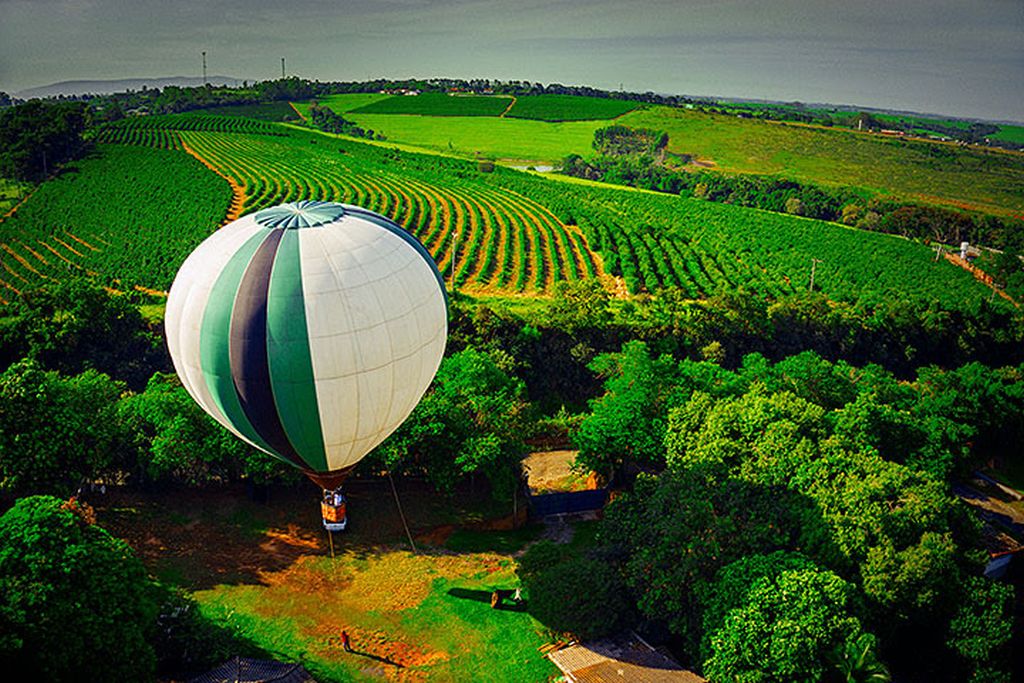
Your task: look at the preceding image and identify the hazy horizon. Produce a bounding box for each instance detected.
[2,0,1022,123]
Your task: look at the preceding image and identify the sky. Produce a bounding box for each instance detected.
[1,0,1022,122]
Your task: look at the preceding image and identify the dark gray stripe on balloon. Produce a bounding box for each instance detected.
[343,206,448,309]
[229,228,305,468]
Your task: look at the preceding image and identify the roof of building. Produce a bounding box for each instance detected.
[547,633,706,683]
[188,657,315,683]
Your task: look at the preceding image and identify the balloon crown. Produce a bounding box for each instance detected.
[254,200,347,229]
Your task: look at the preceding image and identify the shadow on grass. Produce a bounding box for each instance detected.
[447,587,527,612]
[95,478,517,591]
[443,525,544,554]
[155,589,279,681]
[348,649,404,668]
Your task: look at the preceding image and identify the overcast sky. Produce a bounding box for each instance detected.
[1,0,1021,122]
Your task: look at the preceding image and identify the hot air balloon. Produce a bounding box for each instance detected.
[164,200,447,530]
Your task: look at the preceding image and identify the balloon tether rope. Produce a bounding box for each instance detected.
[389,472,417,554]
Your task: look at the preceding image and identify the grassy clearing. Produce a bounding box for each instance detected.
[507,95,641,122]
[195,551,555,682]
[618,106,1024,216]
[350,93,513,117]
[96,484,559,682]
[340,113,601,163]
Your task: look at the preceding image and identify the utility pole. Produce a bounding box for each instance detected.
[281,57,286,79]
[202,51,207,85]
[809,258,823,293]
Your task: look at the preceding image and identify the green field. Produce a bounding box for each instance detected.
[179,101,301,121]
[1,114,1005,314]
[350,92,513,117]
[304,96,1024,217]
[506,94,640,121]
[618,106,1024,216]
[0,144,230,297]
[339,113,603,164]
[294,93,390,116]
[991,124,1024,145]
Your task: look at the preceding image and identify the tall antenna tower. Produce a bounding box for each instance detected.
[202,51,207,85]
[281,57,286,79]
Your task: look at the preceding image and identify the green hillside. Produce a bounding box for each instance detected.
[301,94,1024,218]
[0,115,1004,315]
[618,107,1024,216]
[0,144,230,297]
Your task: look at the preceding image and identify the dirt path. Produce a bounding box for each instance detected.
[181,140,247,224]
[499,96,517,118]
[943,252,1019,308]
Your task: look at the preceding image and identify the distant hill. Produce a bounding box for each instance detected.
[13,76,244,99]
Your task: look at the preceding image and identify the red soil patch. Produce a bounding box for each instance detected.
[310,623,450,682]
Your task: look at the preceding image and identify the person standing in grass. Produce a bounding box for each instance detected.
[341,630,352,652]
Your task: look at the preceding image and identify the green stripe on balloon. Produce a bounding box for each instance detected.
[199,229,275,455]
[266,229,328,472]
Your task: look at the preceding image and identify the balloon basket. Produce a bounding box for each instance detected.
[321,488,347,532]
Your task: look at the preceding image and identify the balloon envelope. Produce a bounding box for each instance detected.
[164,200,447,475]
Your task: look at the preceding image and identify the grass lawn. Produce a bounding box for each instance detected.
[95,483,560,682]
[196,550,555,682]
[338,113,603,164]
[617,106,1024,216]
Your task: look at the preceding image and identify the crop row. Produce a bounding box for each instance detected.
[0,144,231,295]
[485,170,999,311]
[1,122,1002,312]
[94,126,182,150]
[100,114,286,137]
[178,130,600,294]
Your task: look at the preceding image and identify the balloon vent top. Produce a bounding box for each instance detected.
[254,201,346,229]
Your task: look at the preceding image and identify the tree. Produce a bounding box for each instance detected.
[946,576,1014,683]
[117,373,287,486]
[0,496,159,681]
[698,551,817,661]
[599,468,808,648]
[546,278,612,333]
[376,347,529,497]
[702,567,872,683]
[0,360,126,494]
[829,633,892,683]
[0,100,88,182]
[0,280,165,391]
[573,341,685,473]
